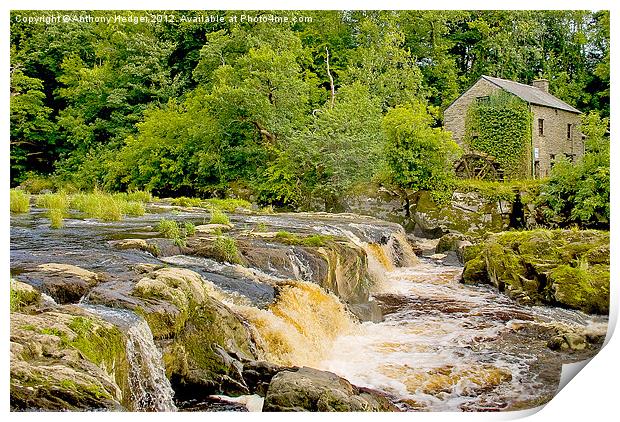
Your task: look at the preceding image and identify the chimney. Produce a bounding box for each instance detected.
[532,79,549,93]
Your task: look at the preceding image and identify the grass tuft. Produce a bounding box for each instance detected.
[10,189,30,214]
[213,236,241,264]
[209,208,230,225]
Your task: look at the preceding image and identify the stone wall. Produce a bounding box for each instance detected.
[444,78,501,147]
[530,105,584,177]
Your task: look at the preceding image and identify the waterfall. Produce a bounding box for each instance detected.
[312,222,419,286]
[233,281,355,367]
[287,248,314,281]
[81,305,177,412]
[125,317,177,412]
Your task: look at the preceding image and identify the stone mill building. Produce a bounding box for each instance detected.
[444,75,584,178]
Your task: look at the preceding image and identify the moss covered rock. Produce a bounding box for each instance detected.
[10,306,131,411]
[411,191,511,237]
[10,280,42,312]
[461,229,609,314]
[121,267,256,397]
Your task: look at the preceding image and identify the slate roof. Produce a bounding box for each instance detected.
[481,75,581,114]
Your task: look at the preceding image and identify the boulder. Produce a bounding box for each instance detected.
[263,367,398,412]
[461,229,609,314]
[89,266,256,398]
[108,238,159,256]
[16,263,103,304]
[195,224,233,234]
[410,191,511,238]
[10,307,131,411]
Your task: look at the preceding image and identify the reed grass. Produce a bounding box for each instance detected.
[10,189,30,214]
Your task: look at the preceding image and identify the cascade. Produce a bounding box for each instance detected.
[82,305,177,411]
[233,280,356,367]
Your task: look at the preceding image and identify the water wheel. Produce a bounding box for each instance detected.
[454,153,502,180]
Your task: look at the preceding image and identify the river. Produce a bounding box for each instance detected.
[10,204,607,411]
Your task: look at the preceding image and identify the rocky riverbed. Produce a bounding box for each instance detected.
[10,202,609,411]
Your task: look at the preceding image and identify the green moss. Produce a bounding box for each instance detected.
[461,228,610,314]
[462,256,488,285]
[10,189,30,214]
[547,263,609,314]
[10,283,41,311]
[275,231,334,247]
[454,179,544,203]
[67,317,128,376]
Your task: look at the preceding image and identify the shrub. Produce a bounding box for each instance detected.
[125,190,153,203]
[274,231,332,247]
[384,102,461,203]
[120,201,145,217]
[36,192,69,211]
[98,199,123,221]
[19,173,56,194]
[209,208,230,225]
[10,189,30,213]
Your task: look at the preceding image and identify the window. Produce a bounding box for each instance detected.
[550,154,556,169]
[538,119,544,136]
[567,123,572,140]
[476,96,490,104]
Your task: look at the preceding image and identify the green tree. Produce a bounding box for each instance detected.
[383,102,461,202]
[258,83,384,208]
[10,66,56,182]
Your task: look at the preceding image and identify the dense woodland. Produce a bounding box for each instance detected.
[10,10,610,225]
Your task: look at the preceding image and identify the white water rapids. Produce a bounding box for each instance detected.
[316,261,606,411]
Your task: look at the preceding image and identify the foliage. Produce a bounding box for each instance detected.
[156,218,197,246]
[157,219,182,240]
[36,191,70,211]
[383,102,461,202]
[209,208,230,225]
[48,208,65,229]
[10,189,30,214]
[9,11,610,210]
[212,236,241,264]
[69,191,144,220]
[184,222,196,237]
[536,112,610,228]
[171,197,203,207]
[454,179,544,203]
[465,92,532,178]
[203,198,251,212]
[258,83,385,208]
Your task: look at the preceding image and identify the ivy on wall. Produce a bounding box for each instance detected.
[464,92,532,179]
